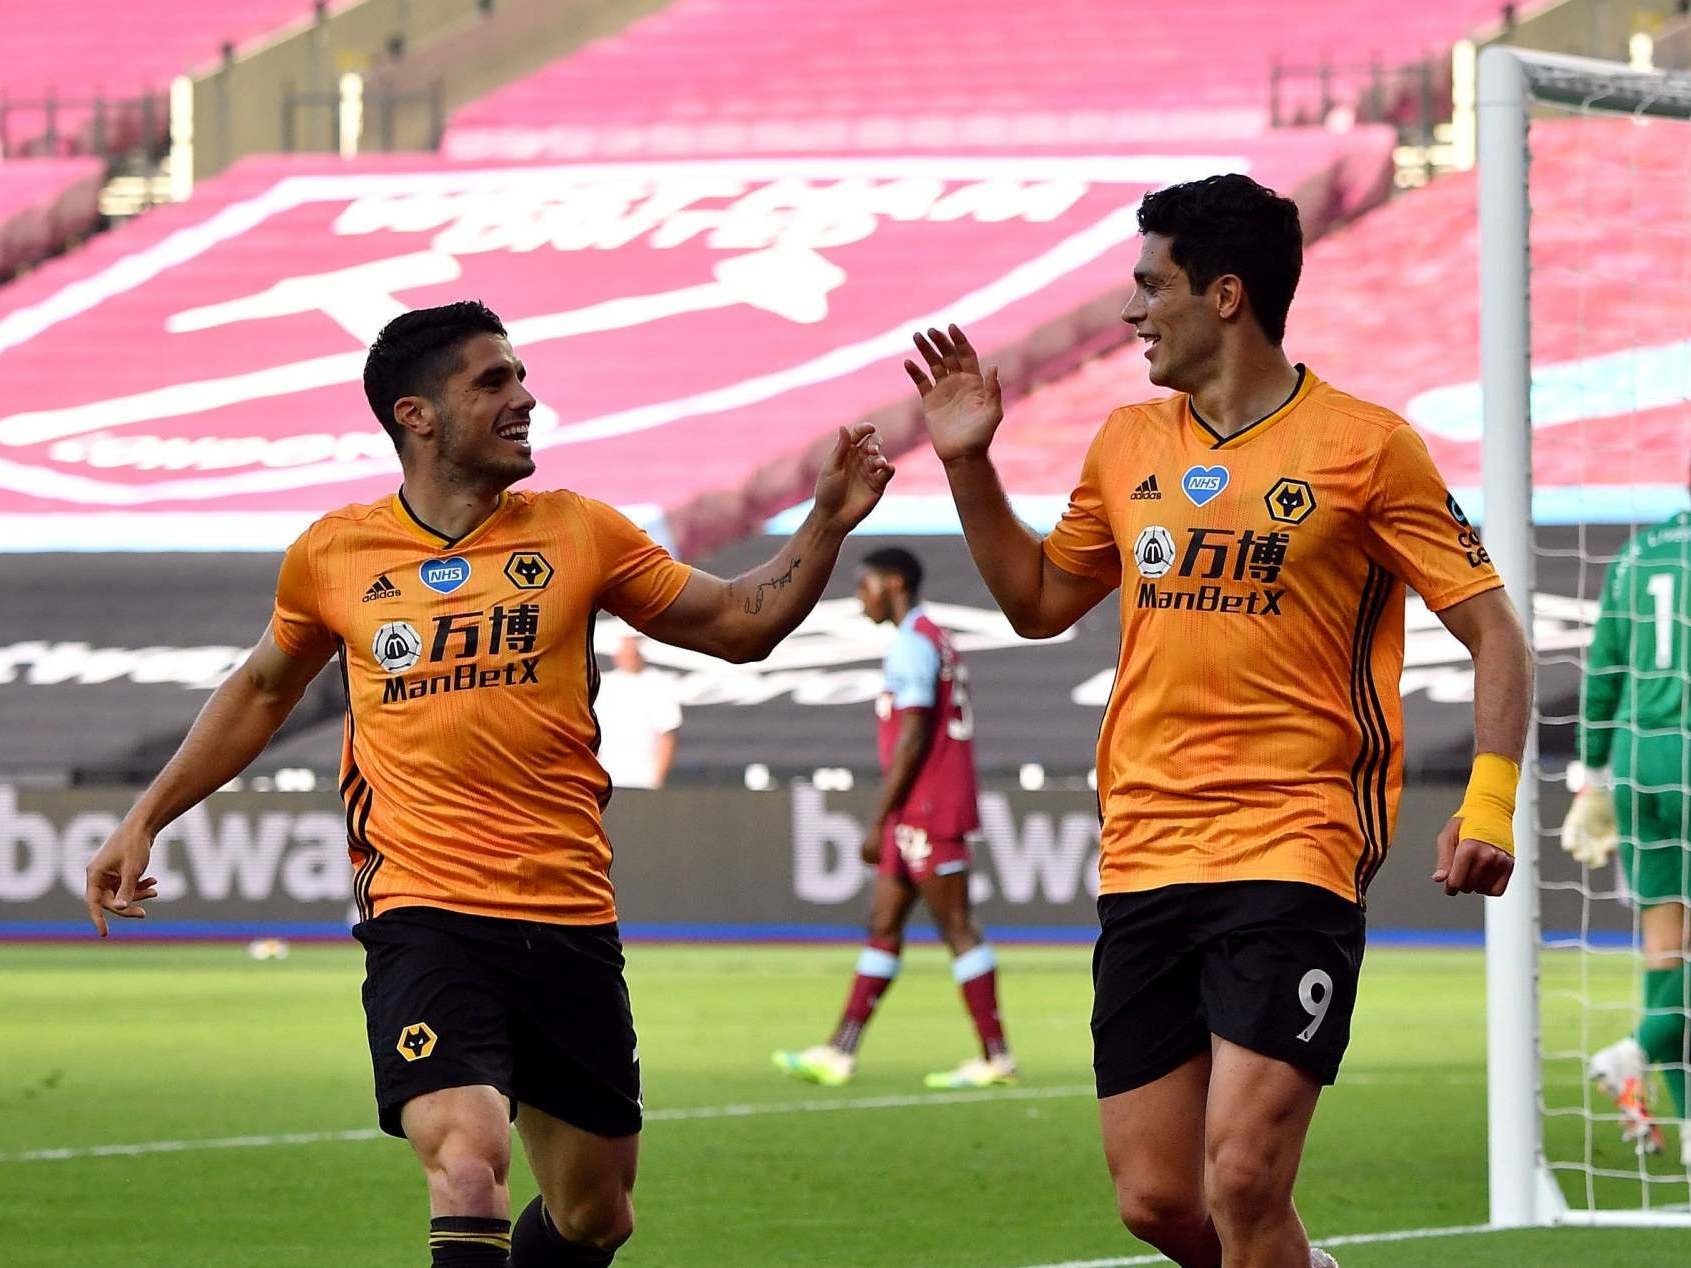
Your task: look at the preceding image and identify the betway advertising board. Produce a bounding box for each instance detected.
[0,780,1599,941]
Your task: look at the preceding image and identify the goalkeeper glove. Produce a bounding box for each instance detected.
[1561,785,1618,867]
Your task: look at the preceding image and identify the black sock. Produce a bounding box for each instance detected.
[429,1215,511,1265]
[510,1195,615,1266]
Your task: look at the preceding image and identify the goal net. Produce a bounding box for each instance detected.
[1480,45,1691,1228]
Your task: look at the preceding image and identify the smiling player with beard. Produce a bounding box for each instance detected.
[904,176,1534,1268]
[82,301,894,1268]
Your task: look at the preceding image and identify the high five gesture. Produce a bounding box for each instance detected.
[901,322,1110,640]
[904,325,1003,464]
[813,419,896,532]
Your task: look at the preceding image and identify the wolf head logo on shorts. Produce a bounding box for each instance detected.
[397,1022,437,1062]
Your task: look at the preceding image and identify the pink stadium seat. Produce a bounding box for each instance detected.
[445,0,1512,161]
[0,158,103,277]
[0,128,1389,552]
[890,119,1691,527]
[0,2,318,155]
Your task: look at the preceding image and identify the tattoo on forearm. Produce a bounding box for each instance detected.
[742,556,802,615]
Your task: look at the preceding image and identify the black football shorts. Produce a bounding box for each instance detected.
[354,906,642,1139]
[1091,880,1365,1097]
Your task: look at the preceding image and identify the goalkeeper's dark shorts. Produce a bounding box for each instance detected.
[354,906,642,1140]
[1091,880,1365,1097]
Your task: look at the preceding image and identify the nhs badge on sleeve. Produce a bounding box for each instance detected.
[1181,465,1229,507]
[419,556,471,595]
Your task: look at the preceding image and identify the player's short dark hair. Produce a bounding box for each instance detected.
[362,301,508,451]
[861,547,923,598]
[1136,174,1303,345]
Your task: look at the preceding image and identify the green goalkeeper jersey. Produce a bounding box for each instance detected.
[1581,510,1691,769]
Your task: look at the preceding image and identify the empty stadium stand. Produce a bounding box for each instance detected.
[0,3,323,275]
[0,1,317,157]
[885,117,1691,529]
[0,127,1391,558]
[445,0,1516,160]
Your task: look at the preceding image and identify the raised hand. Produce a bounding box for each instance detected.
[904,324,1003,464]
[813,420,895,533]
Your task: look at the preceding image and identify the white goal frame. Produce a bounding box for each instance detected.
[1480,43,1691,1230]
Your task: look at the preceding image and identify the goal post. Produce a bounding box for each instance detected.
[1479,44,1691,1230]
[1477,39,1541,1230]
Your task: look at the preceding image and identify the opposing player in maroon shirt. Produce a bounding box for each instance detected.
[775,547,1015,1088]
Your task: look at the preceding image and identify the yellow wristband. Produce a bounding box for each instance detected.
[1455,753,1520,857]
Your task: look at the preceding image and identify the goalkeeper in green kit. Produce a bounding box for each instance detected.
[1564,510,1691,1165]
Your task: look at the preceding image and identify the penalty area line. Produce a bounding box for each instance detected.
[1007,1222,1503,1267]
[0,1083,1094,1164]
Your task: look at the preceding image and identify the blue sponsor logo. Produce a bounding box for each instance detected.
[1181,464,1229,507]
[419,556,471,595]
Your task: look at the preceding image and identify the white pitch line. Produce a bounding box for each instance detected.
[1336,1072,1484,1087]
[3,1127,384,1164]
[0,1083,1094,1164]
[1008,1222,1502,1268]
[0,1072,1487,1165]
[649,1082,1091,1122]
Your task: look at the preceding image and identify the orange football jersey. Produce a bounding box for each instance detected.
[1044,368,1502,904]
[271,489,692,925]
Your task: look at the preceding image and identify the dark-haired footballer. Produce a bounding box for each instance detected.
[83,301,894,1267]
[904,174,1533,1268]
[774,546,1014,1090]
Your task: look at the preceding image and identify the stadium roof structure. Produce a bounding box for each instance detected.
[0,130,1391,555]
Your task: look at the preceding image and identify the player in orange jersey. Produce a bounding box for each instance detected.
[905,176,1532,1268]
[82,301,893,1268]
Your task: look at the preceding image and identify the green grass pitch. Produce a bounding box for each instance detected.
[2,942,1687,1266]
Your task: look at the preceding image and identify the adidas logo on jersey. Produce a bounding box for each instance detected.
[1130,474,1161,501]
[362,574,402,602]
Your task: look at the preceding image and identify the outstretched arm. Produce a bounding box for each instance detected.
[905,325,1112,638]
[83,628,333,934]
[639,421,894,662]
